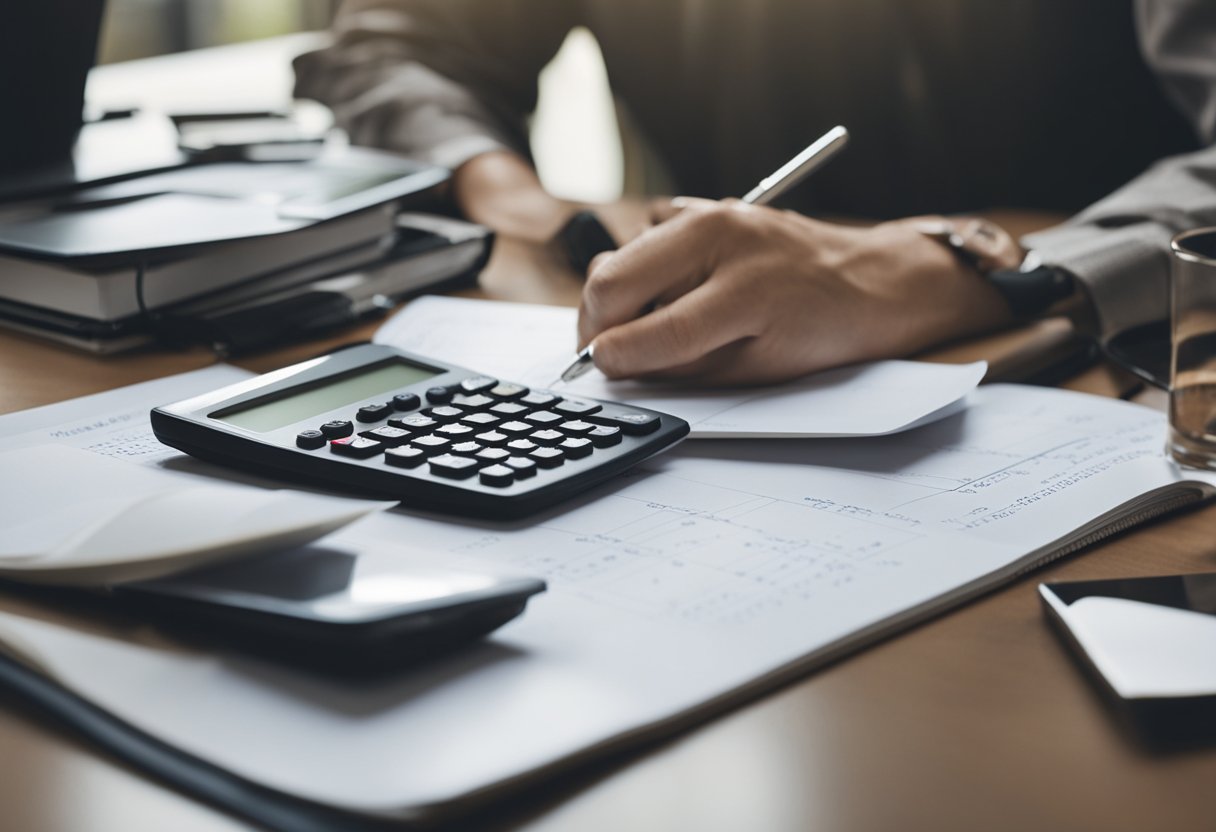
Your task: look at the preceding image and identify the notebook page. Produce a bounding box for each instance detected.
[1,383,1211,816]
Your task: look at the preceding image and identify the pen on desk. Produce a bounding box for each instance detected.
[553,125,850,386]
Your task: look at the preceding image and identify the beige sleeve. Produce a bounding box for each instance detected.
[293,0,581,170]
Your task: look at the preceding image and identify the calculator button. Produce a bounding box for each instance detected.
[529,446,565,468]
[451,441,483,456]
[391,392,421,411]
[498,420,533,437]
[558,420,596,436]
[425,405,465,423]
[436,423,475,439]
[588,425,622,447]
[592,412,661,435]
[461,411,500,428]
[356,403,391,423]
[430,454,480,479]
[411,435,451,455]
[384,446,426,468]
[476,447,511,465]
[388,414,438,433]
[490,401,529,418]
[426,385,456,404]
[530,429,564,446]
[559,437,594,459]
[525,410,563,427]
[506,438,539,454]
[479,464,515,487]
[330,436,383,459]
[489,383,528,400]
[452,393,495,410]
[296,429,326,450]
[361,426,410,447]
[320,420,354,439]
[554,398,602,417]
[460,376,498,394]
[520,391,561,408]
[505,456,537,478]
[475,430,510,447]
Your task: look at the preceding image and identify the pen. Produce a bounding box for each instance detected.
[554,125,850,385]
[740,124,849,206]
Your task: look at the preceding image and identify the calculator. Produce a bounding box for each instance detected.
[151,343,689,518]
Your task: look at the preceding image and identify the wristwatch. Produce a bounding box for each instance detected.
[555,210,618,276]
[918,218,1077,319]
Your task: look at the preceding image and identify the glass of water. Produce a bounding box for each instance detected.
[1169,228,1216,470]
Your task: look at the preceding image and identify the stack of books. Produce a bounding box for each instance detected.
[0,147,493,353]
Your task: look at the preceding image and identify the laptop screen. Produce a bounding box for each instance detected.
[0,1,106,173]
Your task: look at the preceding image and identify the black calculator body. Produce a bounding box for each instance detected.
[151,344,689,518]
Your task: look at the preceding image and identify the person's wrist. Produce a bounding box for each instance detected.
[914,216,1090,326]
[860,220,1016,350]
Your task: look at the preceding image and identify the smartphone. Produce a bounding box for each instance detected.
[114,545,545,674]
[1039,573,1216,745]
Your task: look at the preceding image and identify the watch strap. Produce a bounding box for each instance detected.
[918,218,1075,319]
[988,263,1076,319]
[556,210,618,276]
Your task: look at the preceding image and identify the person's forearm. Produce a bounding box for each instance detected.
[294,0,577,170]
[452,151,573,241]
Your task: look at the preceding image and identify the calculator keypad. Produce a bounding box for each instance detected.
[460,376,498,394]
[389,414,437,432]
[298,370,678,499]
[361,426,410,446]
[479,464,515,487]
[320,420,353,439]
[489,383,527,400]
[391,392,421,411]
[425,385,455,403]
[330,436,383,459]
[356,403,391,423]
[296,429,326,450]
[385,446,426,468]
[430,453,480,478]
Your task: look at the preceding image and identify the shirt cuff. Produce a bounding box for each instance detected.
[1022,222,1172,339]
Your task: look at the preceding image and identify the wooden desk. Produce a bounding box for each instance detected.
[0,224,1214,832]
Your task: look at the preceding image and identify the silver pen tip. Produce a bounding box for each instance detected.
[559,344,596,384]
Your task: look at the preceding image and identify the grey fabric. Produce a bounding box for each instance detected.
[1026,0,1216,336]
[296,0,1216,337]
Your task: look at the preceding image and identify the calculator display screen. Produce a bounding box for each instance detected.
[214,360,438,433]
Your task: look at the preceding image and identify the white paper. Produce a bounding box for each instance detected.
[0,363,253,461]
[1,379,1212,817]
[373,296,986,438]
[0,445,391,584]
[1059,597,1216,699]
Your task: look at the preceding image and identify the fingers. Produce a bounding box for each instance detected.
[647,195,717,225]
[578,205,731,347]
[589,279,760,378]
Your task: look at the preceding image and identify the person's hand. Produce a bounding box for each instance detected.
[577,199,1016,386]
